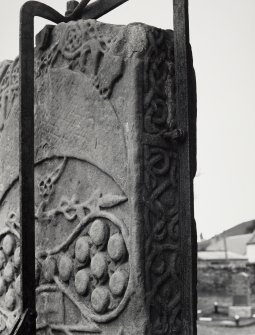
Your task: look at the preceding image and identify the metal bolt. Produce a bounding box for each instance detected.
[162,128,186,143]
[66,1,79,16]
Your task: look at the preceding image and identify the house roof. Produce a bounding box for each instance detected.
[221,220,255,237]
[198,239,212,251]
[198,220,255,251]
[198,251,248,261]
[247,231,255,245]
[206,234,253,255]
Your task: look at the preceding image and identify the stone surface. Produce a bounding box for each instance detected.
[232,272,251,306]
[228,272,252,318]
[0,19,196,334]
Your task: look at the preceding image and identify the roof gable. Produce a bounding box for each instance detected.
[206,234,253,255]
[247,231,255,245]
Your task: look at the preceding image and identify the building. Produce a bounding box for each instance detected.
[198,220,255,265]
[197,221,255,295]
[206,233,253,256]
[247,232,255,264]
[198,250,248,268]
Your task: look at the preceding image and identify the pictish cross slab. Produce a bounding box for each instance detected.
[11,0,195,334]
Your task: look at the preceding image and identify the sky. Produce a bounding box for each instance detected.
[0,0,255,239]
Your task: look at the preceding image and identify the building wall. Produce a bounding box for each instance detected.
[247,244,255,263]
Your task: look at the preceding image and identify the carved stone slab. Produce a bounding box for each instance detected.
[0,19,191,334]
[232,272,251,306]
[229,272,252,318]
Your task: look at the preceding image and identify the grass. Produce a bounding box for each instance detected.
[197,294,255,334]
[197,324,255,335]
[198,294,255,311]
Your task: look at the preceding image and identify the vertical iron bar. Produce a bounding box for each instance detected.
[19,3,65,333]
[19,6,36,335]
[173,0,197,334]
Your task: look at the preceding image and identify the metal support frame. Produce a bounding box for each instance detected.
[15,0,196,333]
[173,0,197,333]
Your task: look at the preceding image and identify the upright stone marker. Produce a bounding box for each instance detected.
[229,272,252,318]
[0,17,196,335]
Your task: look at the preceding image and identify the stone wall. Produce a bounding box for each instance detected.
[198,266,233,295]
[248,264,255,294]
[198,263,254,296]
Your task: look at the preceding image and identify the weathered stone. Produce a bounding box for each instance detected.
[3,262,15,283]
[4,288,16,311]
[91,252,108,280]
[89,219,109,246]
[75,236,90,263]
[0,250,6,270]
[42,257,57,283]
[0,18,196,334]
[232,272,251,306]
[107,233,126,262]
[91,286,111,314]
[74,269,90,295]
[0,278,6,297]
[2,235,15,256]
[229,272,252,318]
[58,254,73,282]
[109,270,128,297]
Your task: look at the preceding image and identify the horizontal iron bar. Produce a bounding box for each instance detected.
[82,0,129,19]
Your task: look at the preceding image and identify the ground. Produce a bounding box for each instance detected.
[198,294,255,312]
[197,294,255,335]
[197,324,255,335]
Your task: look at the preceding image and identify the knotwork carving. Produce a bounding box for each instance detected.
[0,157,132,334]
[143,28,181,334]
[0,59,19,133]
[36,20,124,100]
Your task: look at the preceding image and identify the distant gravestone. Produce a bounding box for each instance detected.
[232,272,250,306]
[229,272,252,318]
